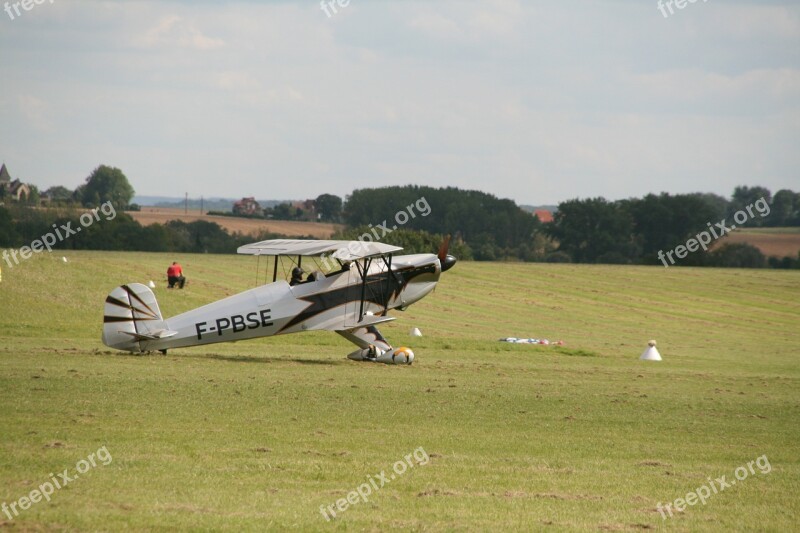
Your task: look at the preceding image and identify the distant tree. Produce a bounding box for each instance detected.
[768,255,800,269]
[75,165,135,209]
[343,185,538,261]
[45,185,74,203]
[269,203,295,220]
[708,243,766,268]
[547,197,638,263]
[769,189,799,226]
[164,220,234,253]
[6,204,58,247]
[545,251,571,263]
[315,194,342,222]
[0,206,21,246]
[729,186,771,226]
[691,192,729,221]
[24,184,40,206]
[528,232,558,261]
[625,193,721,262]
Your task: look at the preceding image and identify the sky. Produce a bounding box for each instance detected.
[1,0,798,205]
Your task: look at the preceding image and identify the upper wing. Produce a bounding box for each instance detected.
[236,239,402,261]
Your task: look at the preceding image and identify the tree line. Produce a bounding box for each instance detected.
[1,161,797,269]
[342,185,542,261]
[0,205,291,254]
[32,165,136,209]
[545,187,800,268]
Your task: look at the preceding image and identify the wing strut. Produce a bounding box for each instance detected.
[357,257,372,322]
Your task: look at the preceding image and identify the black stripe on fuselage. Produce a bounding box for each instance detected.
[278,263,436,333]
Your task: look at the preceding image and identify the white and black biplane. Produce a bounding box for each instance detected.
[102,239,456,364]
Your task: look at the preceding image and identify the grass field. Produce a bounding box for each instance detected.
[0,251,798,531]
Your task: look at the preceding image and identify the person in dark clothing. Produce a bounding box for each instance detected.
[289,266,304,286]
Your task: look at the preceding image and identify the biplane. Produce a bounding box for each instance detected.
[101,238,456,364]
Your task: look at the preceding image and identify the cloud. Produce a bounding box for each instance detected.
[138,15,225,50]
[404,0,524,52]
[0,1,797,203]
[215,71,261,92]
[629,67,800,115]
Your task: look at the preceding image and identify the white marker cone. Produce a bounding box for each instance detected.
[148,280,156,289]
[410,327,422,337]
[640,340,662,361]
[61,256,68,263]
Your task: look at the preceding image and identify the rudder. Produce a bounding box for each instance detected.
[102,283,170,352]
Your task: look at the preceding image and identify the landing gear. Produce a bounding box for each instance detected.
[345,345,415,365]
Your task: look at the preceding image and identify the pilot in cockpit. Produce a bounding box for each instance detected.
[290,267,304,286]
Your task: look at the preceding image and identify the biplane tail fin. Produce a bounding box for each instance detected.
[102,283,176,352]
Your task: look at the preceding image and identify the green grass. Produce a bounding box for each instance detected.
[1,251,798,531]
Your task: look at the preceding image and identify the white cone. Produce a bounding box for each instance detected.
[148,280,156,289]
[410,327,422,337]
[640,340,662,361]
[61,256,68,263]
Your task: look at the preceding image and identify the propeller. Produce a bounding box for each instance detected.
[437,234,457,272]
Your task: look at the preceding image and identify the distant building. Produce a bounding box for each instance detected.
[233,197,262,216]
[291,199,317,221]
[0,163,31,203]
[534,209,554,223]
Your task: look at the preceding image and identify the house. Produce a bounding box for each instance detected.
[232,197,262,216]
[534,209,554,224]
[0,163,10,185]
[0,163,31,202]
[291,199,317,221]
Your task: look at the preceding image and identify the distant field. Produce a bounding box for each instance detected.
[716,227,800,258]
[0,252,798,531]
[129,207,342,238]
